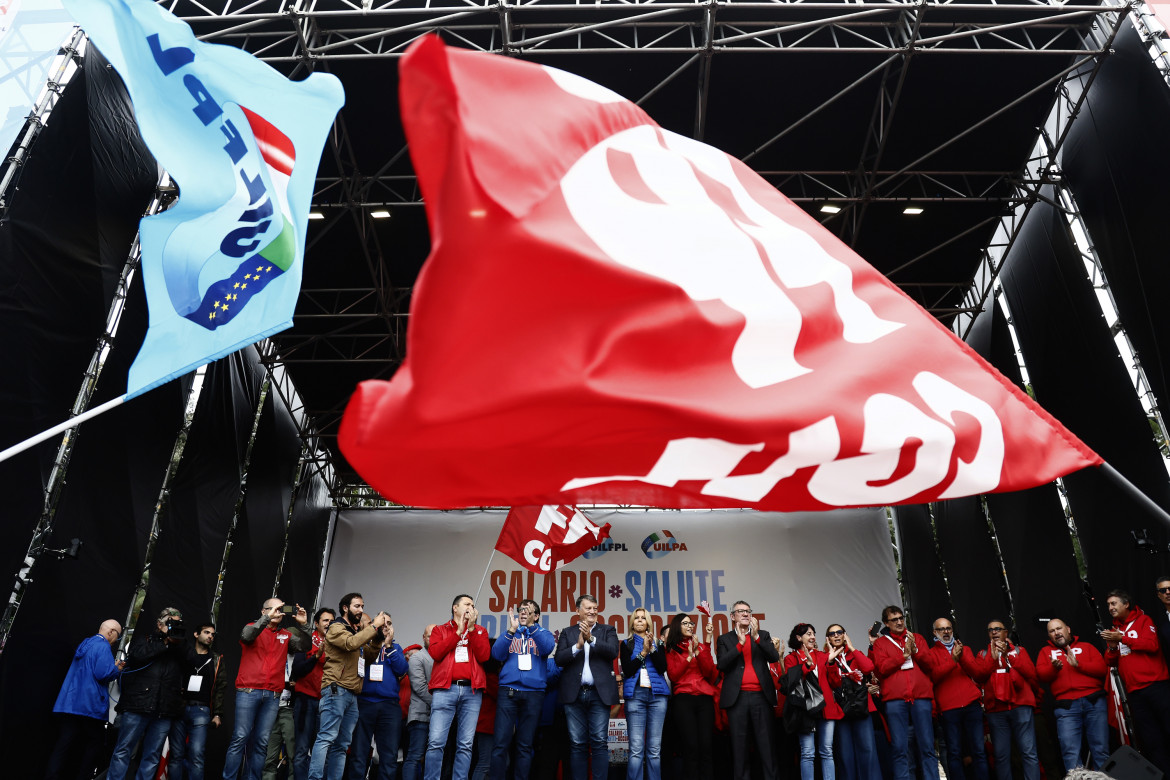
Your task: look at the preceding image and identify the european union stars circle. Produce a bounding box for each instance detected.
[186,262,285,330]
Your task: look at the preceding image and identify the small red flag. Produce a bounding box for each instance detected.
[494,505,612,574]
[338,35,1100,510]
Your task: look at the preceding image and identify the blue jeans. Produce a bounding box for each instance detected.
[986,708,1040,780]
[402,720,429,780]
[293,695,321,780]
[351,697,403,780]
[472,732,492,780]
[939,702,989,780]
[169,704,212,780]
[223,689,280,780]
[425,685,481,780]
[107,711,174,780]
[309,685,361,780]
[564,686,609,780]
[626,688,667,780]
[1053,696,1109,772]
[798,719,836,780]
[885,699,939,780]
[836,715,880,780]
[492,688,543,780]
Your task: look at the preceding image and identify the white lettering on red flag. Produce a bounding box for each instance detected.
[338,35,1101,511]
[494,506,611,574]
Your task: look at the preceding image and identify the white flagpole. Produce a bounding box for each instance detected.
[473,549,497,606]
[0,395,125,464]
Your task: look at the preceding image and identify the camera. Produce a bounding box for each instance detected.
[165,617,187,639]
[280,604,296,616]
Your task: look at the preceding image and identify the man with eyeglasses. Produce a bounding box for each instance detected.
[490,599,555,780]
[972,620,1039,780]
[1154,577,1170,670]
[1102,588,1170,775]
[870,606,939,780]
[925,618,987,780]
[1036,618,1108,772]
[716,600,780,780]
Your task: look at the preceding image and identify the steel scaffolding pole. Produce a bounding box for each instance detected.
[270,446,309,599]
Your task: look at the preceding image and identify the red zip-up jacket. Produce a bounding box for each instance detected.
[871,631,934,702]
[832,648,877,713]
[667,639,718,697]
[294,632,327,698]
[785,649,844,720]
[1104,605,1170,692]
[925,642,982,712]
[972,643,1037,712]
[428,620,491,691]
[1036,637,1106,700]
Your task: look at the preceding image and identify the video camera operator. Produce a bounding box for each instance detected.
[107,607,189,780]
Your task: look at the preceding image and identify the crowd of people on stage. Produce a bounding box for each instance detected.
[43,578,1170,780]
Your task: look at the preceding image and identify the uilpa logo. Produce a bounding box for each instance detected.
[581,540,630,559]
[641,530,687,559]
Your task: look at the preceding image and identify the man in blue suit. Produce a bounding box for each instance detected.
[554,594,619,780]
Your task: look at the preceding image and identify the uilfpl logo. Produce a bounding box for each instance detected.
[582,540,629,559]
[641,530,687,559]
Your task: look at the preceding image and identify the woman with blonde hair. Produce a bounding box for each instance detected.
[620,608,670,780]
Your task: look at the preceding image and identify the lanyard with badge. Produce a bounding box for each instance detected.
[455,626,471,664]
[885,634,915,671]
[370,645,390,682]
[188,655,213,694]
[516,627,532,672]
[638,637,654,687]
[1119,619,1136,656]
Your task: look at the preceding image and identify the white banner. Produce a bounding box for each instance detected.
[322,508,901,650]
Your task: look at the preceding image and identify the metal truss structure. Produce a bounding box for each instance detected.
[156,0,1133,496]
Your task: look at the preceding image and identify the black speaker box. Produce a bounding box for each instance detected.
[1102,746,1163,780]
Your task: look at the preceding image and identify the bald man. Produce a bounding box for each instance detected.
[45,619,125,780]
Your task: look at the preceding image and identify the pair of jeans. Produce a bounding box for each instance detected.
[986,707,1040,780]
[836,716,880,780]
[491,688,543,780]
[939,702,989,780]
[424,685,482,780]
[107,711,174,780]
[402,720,429,780]
[626,687,667,780]
[471,732,492,780]
[350,697,403,780]
[293,695,321,780]
[1052,695,1109,771]
[223,689,281,780]
[168,704,212,780]
[564,686,610,780]
[309,685,361,780]
[798,719,836,780]
[885,698,939,780]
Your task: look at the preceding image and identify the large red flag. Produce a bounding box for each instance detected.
[338,35,1100,510]
[494,505,611,574]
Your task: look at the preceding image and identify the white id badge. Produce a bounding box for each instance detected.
[358,658,366,677]
[187,675,203,693]
[900,658,914,670]
[517,654,532,671]
[1119,642,1131,657]
[370,664,384,682]
[455,646,470,663]
[639,668,651,687]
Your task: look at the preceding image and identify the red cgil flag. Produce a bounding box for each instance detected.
[338,35,1101,510]
[494,505,612,574]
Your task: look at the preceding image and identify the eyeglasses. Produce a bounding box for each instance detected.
[826,630,845,637]
[680,621,694,626]
[987,626,1006,633]
[732,609,752,615]
[885,616,905,623]
[1158,587,1170,594]
[518,607,536,614]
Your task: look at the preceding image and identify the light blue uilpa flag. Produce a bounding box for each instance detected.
[64,0,344,398]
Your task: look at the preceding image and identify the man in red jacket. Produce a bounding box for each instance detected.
[290,608,334,780]
[424,593,491,780]
[1036,618,1108,772]
[224,598,311,780]
[972,620,1039,780]
[1102,588,1170,775]
[927,618,988,780]
[870,606,939,780]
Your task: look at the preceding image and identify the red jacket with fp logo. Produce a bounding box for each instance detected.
[1104,606,1169,692]
[1036,636,1106,700]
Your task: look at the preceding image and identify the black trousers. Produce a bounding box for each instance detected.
[1128,678,1170,776]
[44,713,107,780]
[673,693,715,780]
[727,690,777,780]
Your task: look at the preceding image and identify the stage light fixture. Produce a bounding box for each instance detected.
[820,204,841,214]
[308,212,324,220]
[371,210,391,219]
[903,206,924,215]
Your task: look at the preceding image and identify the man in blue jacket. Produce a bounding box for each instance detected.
[45,619,124,780]
[490,600,555,780]
[348,614,410,780]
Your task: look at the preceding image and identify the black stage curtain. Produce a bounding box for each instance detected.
[999,189,1170,626]
[892,504,950,637]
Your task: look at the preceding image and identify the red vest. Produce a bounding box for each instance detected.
[236,627,293,692]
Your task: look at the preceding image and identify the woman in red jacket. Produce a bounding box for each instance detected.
[784,623,843,780]
[826,624,881,780]
[665,613,718,780]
